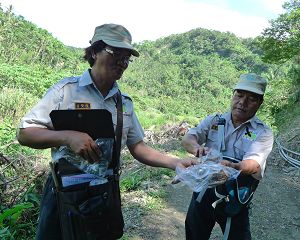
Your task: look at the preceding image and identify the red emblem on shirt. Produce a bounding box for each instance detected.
[211,125,218,130]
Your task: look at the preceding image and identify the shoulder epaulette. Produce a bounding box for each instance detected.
[49,77,78,93]
[121,93,132,101]
[212,113,222,124]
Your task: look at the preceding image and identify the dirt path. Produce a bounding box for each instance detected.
[124,163,300,240]
[123,121,300,240]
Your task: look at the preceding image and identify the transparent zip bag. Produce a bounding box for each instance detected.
[60,137,114,187]
[173,150,241,201]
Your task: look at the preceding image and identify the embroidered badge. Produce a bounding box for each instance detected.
[211,125,218,130]
[243,129,257,141]
[75,103,91,109]
[122,104,127,113]
[122,104,131,116]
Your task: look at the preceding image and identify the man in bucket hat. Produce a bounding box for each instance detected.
[182,73,273,240]
[90,24,140,57]
[17,23,197,240]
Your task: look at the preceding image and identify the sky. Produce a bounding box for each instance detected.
[1,0,286,48]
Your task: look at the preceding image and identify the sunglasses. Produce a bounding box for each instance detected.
[104,48,134,65]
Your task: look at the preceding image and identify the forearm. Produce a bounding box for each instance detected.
[128,141,180,170]
[222,159,261,175]
[182,134,204,156]
[17,127,70,149]
[18,127,102,163]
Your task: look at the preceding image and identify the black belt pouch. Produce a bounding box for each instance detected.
[53,160,124,240]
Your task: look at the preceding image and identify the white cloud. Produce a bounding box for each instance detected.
[0,0,285,47]
[260,0,285,14]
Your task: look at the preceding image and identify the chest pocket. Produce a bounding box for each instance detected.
[233,137,251,160]
[206,130,219,150]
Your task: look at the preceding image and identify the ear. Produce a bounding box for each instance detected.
[92,52,96,60]
[258,97,264,107]
[260,96,264,104]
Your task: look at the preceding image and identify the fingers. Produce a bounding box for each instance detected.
[67,131,102,163]
[203,147,209,155]
[82,142,103,164]
[171,176,181,184]
[177,157,199,169]
[195,146,209,157]
[220,160,232,167]
[193,159,199,165]
[80,145,101,164]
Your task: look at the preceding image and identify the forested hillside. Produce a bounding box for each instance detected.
[0,2,299,239]
[123,28,298,129]
[0,6,298,130]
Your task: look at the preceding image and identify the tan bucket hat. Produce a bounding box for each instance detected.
[234,73,268,95]
[90,23,139,57]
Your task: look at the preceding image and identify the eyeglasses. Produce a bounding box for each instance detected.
[104,48,134,65]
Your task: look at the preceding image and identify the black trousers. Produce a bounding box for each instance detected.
[36,175,62,240]
[185,188,251,240]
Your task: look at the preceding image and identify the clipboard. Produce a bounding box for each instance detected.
[49,109,115,140]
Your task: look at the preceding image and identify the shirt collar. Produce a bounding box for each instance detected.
[227,111,259,130]
[78,69,119,99]
[78,70,93,86]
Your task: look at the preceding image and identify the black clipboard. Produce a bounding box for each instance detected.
[49,109,115,140]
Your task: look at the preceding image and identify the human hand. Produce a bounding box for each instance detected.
[175,157,199,169]
[193,146,209,157]
[65,131,101,163]
[221,160,239,170]
[171,157,198,184]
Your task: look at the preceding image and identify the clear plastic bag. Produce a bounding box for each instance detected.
[60,138,114,186]
[174,150,241,200]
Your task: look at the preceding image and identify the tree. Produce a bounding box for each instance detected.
[259,0,300,63]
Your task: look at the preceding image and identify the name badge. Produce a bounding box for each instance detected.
[75,103,91,109]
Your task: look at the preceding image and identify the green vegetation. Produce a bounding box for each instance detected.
[259,0,300,63]
[0,1,299,239]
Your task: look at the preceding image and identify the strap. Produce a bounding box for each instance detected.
[211,187,231,240]
[109,90,123,173]
[211,187,228,208]
[49,162,61,191]
[217,116,226,152]
[235,176,256,204]
[223,217,232,240]
[195,182,209,203]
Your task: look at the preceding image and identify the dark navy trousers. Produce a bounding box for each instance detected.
[185,188,251,240]
[36,175,62,240]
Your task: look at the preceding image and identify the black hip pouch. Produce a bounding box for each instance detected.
[52,160,124,240]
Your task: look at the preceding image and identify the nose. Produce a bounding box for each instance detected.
[116,58,129,68]
[238,96,248,106]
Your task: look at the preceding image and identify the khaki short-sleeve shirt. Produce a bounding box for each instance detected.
[188,111,273,179]
[19,70,144,162]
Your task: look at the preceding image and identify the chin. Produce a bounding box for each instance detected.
[114,71,123,79]
[115,75,122,80]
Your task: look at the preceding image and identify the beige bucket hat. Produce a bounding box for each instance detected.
[90,23,139,57]
[234,73,268,95]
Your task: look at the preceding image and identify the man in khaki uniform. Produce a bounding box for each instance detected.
[182,73,273,240]
[18,23,196,240]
